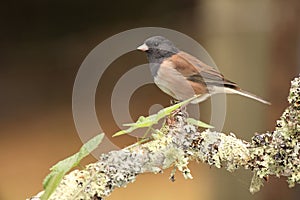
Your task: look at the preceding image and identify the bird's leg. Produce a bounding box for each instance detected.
[171,99,188,113]
[166,99,188,126]
[166,99,179,125]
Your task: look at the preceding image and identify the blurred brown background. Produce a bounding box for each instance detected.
[1,0,300,200]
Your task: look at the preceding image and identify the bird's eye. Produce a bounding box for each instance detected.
[154,42,159,47]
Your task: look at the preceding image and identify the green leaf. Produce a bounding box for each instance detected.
[186,118,214,129]
[41,133,104,200]
[112,95,200,137]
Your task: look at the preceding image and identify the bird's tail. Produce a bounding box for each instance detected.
[224,87,271,105]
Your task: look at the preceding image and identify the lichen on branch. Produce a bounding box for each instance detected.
[29,76,300,200]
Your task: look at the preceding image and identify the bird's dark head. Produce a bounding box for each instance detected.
[137,36,179,63]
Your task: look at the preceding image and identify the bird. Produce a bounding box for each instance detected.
[137,36,270,105]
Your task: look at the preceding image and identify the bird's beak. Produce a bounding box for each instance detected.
[137,43,149,51]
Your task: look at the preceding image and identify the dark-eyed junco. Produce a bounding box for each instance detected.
[137,36,270,105]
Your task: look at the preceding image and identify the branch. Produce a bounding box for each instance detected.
[29,75,300,199]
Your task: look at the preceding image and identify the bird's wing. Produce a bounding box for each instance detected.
[170,51,238,89]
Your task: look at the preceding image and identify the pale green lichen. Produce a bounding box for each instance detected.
[248,76,300,192]
[190,130,249,172]
[218,132,250,172]
[46,169,109,199]
[250,171,264,194]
